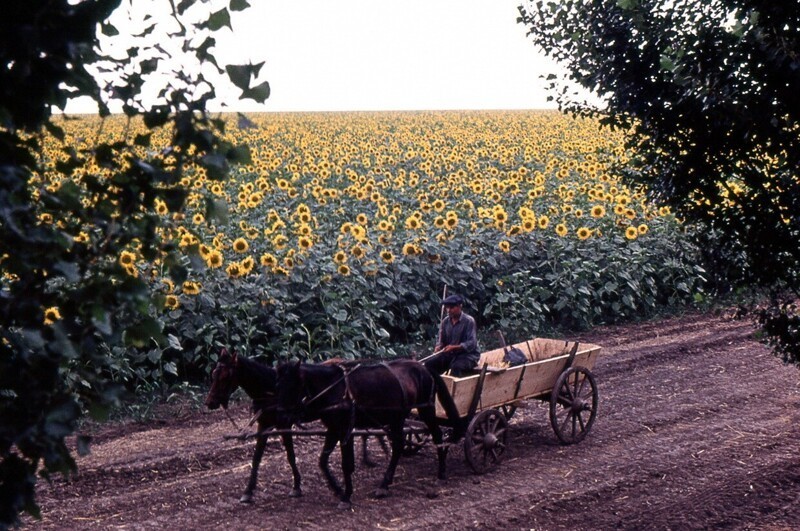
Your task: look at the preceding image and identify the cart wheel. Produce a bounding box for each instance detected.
[501,403,518,421]
[464,409,508,474]
[549,366,598,445]
[403,425,430,455]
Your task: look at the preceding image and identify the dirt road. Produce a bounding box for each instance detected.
[29,312,800,530]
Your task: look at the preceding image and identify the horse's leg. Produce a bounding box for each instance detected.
[240,431,267,504]
[373,419,405,498]
[319,430,343,499]
[418,406,449,480]
[338,430,356,510]
[280,432,302,497]
[361,434,376,467]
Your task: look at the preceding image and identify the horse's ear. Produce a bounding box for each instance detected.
[220,347,228,357]
[231,350,238,363]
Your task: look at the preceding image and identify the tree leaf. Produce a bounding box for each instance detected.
[205,8,232,31]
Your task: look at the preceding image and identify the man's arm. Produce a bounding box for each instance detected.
[458,315,478,353]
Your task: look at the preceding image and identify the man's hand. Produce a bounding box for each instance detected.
[441,344,461,353]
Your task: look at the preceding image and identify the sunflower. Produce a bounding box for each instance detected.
[333,251,347,264]
[405,216,421,230]
[577,227,592,240]
[260,253,278,267]
[591,205,606,218]
[555,223,568,237]
[241,256,255,274]
[356,213,369,225]
[232,238,249,253]
[402,243,419,256]
[206,250,223,268]
[272,234,288,250]
[161,278,175,293]
[123,264,139,278]
[498,240,511,253]
[538,215,550,229]
[380,250,395,264]
[638,224,649,235]
[351,245,366,260]
[433,216,446,229]
[625,226,639,240]
[337,264,351,276]
[182,281,201,295]
[119,250,136,267]
[378,234,391,245]
[226,262,242,278]
[298,236,314,250]
[43,306,62,325]
[164,295,179,310]
[522,219,536,232]
[192,213,205,225]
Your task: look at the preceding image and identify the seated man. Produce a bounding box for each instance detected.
[424,294,480,377]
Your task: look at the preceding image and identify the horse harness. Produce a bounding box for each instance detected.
[302,362,437,414]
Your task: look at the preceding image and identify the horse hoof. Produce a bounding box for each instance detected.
[372,488,389,499]
[337,501,352,511]
[239,494,254,504]
[289,489,302,498]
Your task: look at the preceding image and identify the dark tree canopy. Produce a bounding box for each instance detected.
[0,0,266,525]
[519,0,800,359]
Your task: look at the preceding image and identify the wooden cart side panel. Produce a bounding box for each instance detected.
[436,344,600,418]
[479,338,595,367]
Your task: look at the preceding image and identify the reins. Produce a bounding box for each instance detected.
[301,363,361,410]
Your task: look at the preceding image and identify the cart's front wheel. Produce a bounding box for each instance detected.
[549,366,598,444]
[464,409,508,474]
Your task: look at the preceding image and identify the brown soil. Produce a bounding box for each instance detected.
[26,311,800,530]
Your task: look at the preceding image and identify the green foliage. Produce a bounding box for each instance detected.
[518,0,800,360]
[0,0,267,526]
[485,228,705,338]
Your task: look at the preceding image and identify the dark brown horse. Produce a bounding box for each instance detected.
[205,349,386,504]
[276,359,464,509]
[205,349,302,503]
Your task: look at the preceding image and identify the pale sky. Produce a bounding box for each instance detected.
[68,0,569,113]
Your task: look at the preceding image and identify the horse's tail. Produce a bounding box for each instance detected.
[429,369,465,441]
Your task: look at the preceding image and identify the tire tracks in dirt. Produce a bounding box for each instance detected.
[29,312,800,530]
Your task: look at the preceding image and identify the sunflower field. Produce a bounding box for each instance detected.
[39,110,705,386]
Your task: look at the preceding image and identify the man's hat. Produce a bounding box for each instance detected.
[442,294,464,306]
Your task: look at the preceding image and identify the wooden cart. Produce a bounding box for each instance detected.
[431,338,602,474]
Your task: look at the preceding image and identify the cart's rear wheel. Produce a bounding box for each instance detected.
[464,409,508,474]
[549,366,598,444]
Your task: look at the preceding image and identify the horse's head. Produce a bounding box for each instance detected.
[276,361,305,425]
[205,348,239,410]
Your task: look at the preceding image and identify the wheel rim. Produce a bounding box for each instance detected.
[549,367,598,445]
[464,409,509,474]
